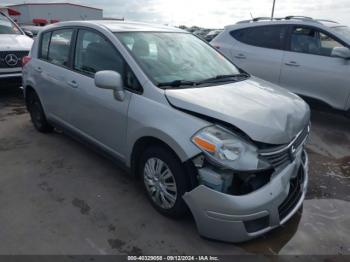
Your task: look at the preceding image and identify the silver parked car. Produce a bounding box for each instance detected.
[211,16,350,116]
[22,20,310,243]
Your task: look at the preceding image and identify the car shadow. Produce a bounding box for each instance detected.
[237,207,303,254]
[302,96,349,122]
[0,86,23,102]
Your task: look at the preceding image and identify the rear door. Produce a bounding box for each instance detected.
[34,28,75,123]
[229,25,288,83]
[279,25,350,110]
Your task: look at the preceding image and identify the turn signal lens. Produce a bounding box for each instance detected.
[193,136,216,153]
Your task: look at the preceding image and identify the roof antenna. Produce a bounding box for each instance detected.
[271,0,276,20]
[250,12,254,19]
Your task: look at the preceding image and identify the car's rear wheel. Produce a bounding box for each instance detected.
[27,91,53,133]
[139,146,190,218]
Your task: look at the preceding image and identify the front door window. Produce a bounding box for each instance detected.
[290,27,345,57]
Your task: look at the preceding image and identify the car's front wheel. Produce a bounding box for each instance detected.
[27,91,53,133]
[140,146,190,218]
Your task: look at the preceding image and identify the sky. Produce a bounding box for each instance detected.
[3,0,350,28]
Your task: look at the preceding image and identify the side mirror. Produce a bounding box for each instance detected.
[331,47,350,59]
[95,70,125,101]
[24,30,34,38]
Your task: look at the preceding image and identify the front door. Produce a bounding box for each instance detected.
[65,29,133,160]
[279,26,350,110]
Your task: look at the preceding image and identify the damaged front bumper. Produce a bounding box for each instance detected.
[183,149,308,243]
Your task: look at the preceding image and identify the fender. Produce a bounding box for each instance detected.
[125,94,210,167]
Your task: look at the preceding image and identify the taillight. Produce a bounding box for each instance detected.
[22,56,31,67]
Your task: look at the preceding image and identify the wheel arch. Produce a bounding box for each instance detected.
[130,135,199,189]
[24,85,37,108]
[130,136,180,176]
[24,84,49,116]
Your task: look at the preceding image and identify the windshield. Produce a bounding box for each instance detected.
[0,12,21,35]
[115,32,241,86]
[332,26,350,42]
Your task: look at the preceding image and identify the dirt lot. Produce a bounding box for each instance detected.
[0,87,350,255]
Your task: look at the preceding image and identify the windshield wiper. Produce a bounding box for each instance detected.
[197,73,250,84]
[157,73,250,88]
[157,80,198,88]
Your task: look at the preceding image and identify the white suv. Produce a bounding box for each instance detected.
[0,11,33,87]
[211,16,350,116]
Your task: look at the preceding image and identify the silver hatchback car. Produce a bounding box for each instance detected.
[22,21,310,243]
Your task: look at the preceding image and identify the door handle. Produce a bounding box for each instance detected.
[234,54,246,59]
[285,61,300,67]
[35,67,42,73]
[67,80,78,88]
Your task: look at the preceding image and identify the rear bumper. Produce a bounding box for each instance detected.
[183,149,308,243]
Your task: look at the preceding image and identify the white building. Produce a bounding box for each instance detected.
[7,3,103,25]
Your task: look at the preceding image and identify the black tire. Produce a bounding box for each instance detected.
[139,145,190,218]
[27,91,53,133]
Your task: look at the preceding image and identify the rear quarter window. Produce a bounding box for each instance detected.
[230,25,288,50]
[39,32,51,60]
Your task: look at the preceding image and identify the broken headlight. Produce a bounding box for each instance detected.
[191,125,271,171]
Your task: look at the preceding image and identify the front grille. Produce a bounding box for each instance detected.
[278,167,304,220]
[0,51,29,68]
[293,125,309,149]
[262,149,291,168]
[259,125,310,169]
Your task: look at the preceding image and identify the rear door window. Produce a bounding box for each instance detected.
[231,25,288,50]
[47,29,74,67]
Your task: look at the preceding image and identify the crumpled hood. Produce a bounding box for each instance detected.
[165,77,310,145]
[0,35,33,51]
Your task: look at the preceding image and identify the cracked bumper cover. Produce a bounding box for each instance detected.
[183,149,308,243]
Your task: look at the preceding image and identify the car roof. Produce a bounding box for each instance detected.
[220,19,350,43]
[224,19,346,31]
[43,20,186,33]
